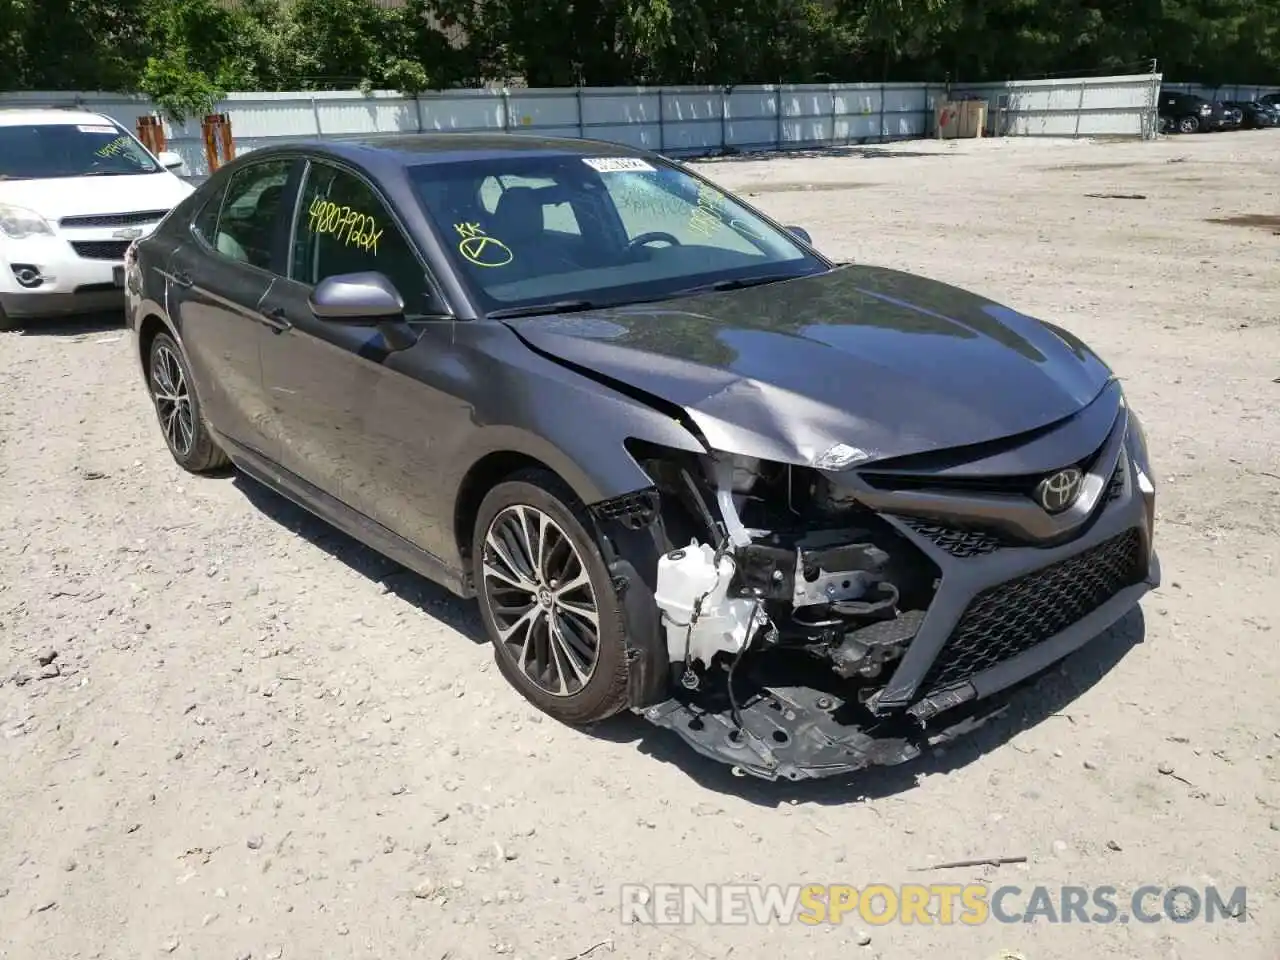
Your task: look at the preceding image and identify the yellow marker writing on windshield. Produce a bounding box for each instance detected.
[455,222,513,267]
[688,184,723,238]
[95,136,132,158]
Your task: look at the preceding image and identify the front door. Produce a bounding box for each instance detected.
[257,159,464,558]
[167,157,298,458]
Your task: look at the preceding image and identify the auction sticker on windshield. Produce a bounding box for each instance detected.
[583,157,655,173]
[78,125,117,134]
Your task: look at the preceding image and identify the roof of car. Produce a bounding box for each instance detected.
[257,132,657,169]
[0,107,115,127]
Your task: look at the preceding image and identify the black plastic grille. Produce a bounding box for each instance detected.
[899,517,1004,558]
[71,241,131,261]
[863,472,1038,497]
[59,210,167,228]
[591,489,659,530]
[920,528,1145,692]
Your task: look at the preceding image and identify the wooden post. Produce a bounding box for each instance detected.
[200,113,235,172]
[216,113,233,165]
[201,115,218,173]
[136,115,166,153]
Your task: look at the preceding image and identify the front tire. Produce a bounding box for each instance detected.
[472,470,631,725]
[1178,115,1200,134]
[147,332,229,473]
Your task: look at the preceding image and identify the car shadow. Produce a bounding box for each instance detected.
[231,472,489,645]
[227,467,1148,805]
[13,310,126,337]
[588,607,1148,806]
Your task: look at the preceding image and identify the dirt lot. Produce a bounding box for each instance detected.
[2,131,1278,960]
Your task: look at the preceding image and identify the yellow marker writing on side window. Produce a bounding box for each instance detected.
[454,222,513,267]
[307,197,383,255]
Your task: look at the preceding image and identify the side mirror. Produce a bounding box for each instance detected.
[785,225,812,245]
[309,271,406,324]
[156,150,186,173]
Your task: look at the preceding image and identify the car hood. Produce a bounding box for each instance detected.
[503,264,1114,467]
[0,172,193,220]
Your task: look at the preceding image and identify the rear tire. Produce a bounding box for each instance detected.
[472,469,632,725]
[147,332,230,474]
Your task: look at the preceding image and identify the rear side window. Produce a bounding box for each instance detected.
[212,160,294,271]
[191,184,227,248]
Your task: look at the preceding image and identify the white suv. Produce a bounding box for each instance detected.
[0,108,195,329]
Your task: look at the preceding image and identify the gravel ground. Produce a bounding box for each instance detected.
[2,131,1278,960]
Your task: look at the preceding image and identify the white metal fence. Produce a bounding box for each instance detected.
[0,72,1165,177]
[953,74,1163,138]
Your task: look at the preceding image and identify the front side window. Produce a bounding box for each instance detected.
[408,153,822,313]
[291,162,433,316]
[212,160,293,270]
[0,122,163,180]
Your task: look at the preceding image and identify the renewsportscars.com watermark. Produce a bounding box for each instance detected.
[621,883,1249,926]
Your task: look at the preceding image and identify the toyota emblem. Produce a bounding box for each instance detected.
[1035,467,1084,513]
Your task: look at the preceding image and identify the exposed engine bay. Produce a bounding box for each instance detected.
[608,443,959,781]
[642,450,931,692]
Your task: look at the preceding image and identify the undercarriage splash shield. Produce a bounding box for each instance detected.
[637,678,1022,782]
[640,687,923,781]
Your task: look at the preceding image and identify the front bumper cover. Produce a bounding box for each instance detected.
[0,288,124,319]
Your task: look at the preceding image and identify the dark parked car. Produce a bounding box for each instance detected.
[1223,100,1279,129]
[123,134,1160,781]
[1159,90,1230,133]
[1260,93,1280,108]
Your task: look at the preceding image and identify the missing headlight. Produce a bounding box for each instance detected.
[628,441,938,693]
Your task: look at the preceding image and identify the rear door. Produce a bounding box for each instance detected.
[166,157,301,457]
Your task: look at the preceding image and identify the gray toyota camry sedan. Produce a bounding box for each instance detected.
[124,133,1159,781]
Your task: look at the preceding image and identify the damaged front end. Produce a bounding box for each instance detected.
[591,442,955,781]
[590,431,1158,782]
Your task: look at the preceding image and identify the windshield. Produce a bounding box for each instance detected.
[0,122,162,180]
[407,152,825,313]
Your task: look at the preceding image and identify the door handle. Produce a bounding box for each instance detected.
[259,306,293,332]
[169,270,193,288]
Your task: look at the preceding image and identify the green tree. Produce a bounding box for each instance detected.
[137,0,284,121]
[4,0,1280,100]
[7,0,147,90]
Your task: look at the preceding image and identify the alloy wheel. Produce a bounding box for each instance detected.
[151,343,194,457]
[1178,117,1199,134]
[481,504,601,697]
